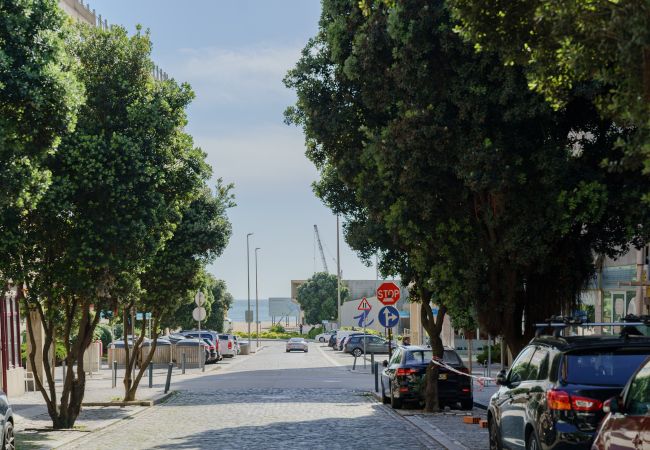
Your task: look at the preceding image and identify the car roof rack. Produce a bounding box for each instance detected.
[534,315,650,338]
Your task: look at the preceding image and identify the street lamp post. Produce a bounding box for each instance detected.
[255,247,260,348]
[247,233,253,348]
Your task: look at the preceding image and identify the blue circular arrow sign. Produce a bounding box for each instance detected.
[378,305,400,328]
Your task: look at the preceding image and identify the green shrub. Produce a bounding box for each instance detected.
[476,343,500,365]
[269,324,285,333]
[307,326,323,339]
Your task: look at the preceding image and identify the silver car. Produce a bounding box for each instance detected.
[286,337,308,353]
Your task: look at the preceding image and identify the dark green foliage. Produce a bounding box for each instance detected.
[296,273,349,325]
[93,324,113,355]
[269,323,286,333]
[476,343,500,366]
[307,326,323,339]
[450,0,650,171]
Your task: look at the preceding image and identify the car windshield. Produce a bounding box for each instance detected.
[562,350,650,386]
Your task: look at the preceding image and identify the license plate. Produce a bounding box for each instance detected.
[438,373,447,380]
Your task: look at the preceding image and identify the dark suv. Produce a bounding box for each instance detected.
[488,329,650,450]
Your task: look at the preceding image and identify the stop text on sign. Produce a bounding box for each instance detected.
[376,282,400,305]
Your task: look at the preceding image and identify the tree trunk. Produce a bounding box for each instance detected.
[22,286,100,429]
[124,317,160,401]
[419,292,446,413]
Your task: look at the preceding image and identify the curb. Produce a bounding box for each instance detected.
[81,390,175,408]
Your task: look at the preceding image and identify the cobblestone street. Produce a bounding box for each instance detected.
[59,342,489,449]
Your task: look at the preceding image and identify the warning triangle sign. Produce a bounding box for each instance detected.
[357,297,372,311]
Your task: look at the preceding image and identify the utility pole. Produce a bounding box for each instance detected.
[247,233,253,346]
[336,215,341,327]
[255,247,260,348]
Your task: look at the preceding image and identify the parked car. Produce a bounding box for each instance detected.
[0,391,13,450]
[183,331,221,361]
[488,333,650,450]
[164,333,187,344]
[218,334,237,358]
[338,332,364,351]
[201,338,219,363]
[286,337,308,353]
[315,330,337,343]
[381,346,472,410]
[591,355,650,450]
[328,333,337,348]
[344,335,392,357]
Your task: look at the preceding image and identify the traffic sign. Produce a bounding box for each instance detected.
[376,282,401,306]
[378,306,400,328]
[192,306,207,321]
[194,291,206,306]
[357,297,372,311]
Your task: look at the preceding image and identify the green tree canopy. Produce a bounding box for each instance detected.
[286,0,650,411]
[0,0,82,266]
[450,0,650,170]
[296,272,349,325]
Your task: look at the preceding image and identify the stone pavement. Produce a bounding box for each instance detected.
[14,352,257,449]
[57,341,491,449]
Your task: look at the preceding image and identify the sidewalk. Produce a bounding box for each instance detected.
[15,349,261,449]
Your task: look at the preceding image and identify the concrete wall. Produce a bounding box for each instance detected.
[58,0,96,25]
[5,367,25,398]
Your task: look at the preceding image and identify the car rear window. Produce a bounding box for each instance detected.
[219,335,229,340]
[562,350,650,386]
[402,350,461,364]
[289,338,303,342]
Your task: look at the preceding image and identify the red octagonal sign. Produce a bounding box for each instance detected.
[376,282,400,306]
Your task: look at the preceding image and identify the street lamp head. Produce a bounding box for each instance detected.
[255,247,261,251]
[247,232,253,237]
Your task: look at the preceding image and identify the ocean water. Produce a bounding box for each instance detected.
[228,299,271,322]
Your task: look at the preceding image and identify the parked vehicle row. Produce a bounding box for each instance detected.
[162,330,243,364]
[487,318,650,450]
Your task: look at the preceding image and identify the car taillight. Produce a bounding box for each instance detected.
[396,368,418,376]
[547,390,602,412]
[228,341,232,349]
[547,390,571,410]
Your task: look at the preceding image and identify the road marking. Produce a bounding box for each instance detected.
[316,344,344,367]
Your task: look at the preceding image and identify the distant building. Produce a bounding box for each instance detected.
[58,0,96,25]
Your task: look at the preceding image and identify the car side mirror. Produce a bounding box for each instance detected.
[496,369,508,386]
[603,396,623,414]
[382,360,388,368]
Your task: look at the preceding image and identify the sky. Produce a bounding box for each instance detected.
[89,0,378,299]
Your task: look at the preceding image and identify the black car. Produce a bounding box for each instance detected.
[328,333,337,348]
[380,345,472,410]
[488,332,650,450]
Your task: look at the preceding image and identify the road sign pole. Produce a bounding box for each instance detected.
[388,328,393,359]
[363,317,366,368]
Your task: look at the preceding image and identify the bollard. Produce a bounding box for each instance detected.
[164,362,173,393]
[112,361,117,388]
[182,352,186,374]
[374,362,379,392]
[353,355,357,370]
[371,353,375,374]
[148,362,153,388]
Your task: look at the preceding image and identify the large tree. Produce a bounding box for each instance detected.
[18,24,207,428]
[286,0,650,411]
[124,183,234,401]
[0,0,81,266]
[296,272,349,325]
[450,0,650,169]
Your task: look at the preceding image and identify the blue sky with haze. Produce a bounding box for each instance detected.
[89,0,378,299]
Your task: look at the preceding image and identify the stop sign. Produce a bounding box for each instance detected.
[376,282,401,306]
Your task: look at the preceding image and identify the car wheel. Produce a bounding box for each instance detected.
[460,399,473,410]
[525,431,541,450]
[488,416,502,450]
[352,348,363,358]
[304,349,308,353]
[286,350,290,353]
[3,421,14,450]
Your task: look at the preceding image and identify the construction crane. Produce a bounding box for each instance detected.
[314,225,329,274]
